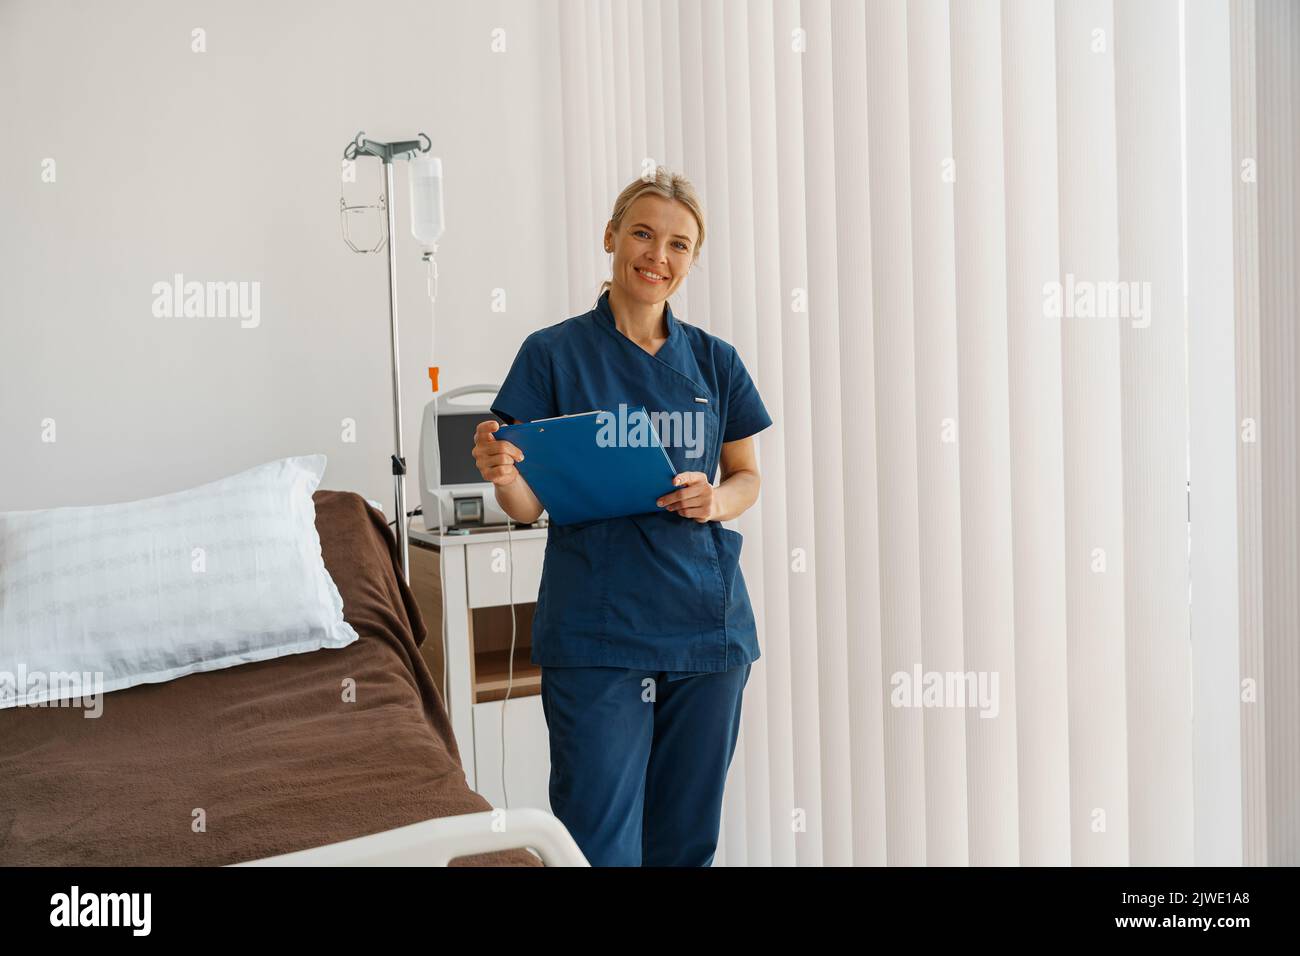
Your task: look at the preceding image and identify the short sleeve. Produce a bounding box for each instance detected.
[722,345,773,443]
[490,333,556,424]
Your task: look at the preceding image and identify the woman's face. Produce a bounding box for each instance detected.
[605,194,698,310]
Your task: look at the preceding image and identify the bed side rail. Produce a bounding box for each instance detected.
[233,807,588,867]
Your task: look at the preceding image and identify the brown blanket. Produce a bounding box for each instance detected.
[0,490,541,866]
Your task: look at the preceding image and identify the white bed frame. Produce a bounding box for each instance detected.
[235,807,588,866]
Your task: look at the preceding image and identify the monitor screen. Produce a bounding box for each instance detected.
[437,410,503,487]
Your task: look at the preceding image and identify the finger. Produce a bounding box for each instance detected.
[667,497,709,515]
[488,441,524,461]
[659,481,708,506]
[476,419,501,438]
[486,464,517,483]
[477,439,523,462]
[660,485,709,508]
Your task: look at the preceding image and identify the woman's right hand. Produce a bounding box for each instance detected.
[473,420,525,486]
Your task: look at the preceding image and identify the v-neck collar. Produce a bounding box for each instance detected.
[593,289,707,393]
[595,289,677,357]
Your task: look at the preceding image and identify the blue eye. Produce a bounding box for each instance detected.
[633,229,689,252]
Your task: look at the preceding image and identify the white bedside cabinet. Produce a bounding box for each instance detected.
[408,524,552,812]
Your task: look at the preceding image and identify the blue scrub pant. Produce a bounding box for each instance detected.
[539,662,751,867]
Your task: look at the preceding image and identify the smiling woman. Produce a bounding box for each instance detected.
[598,170,706,353]
[475,166,773,867]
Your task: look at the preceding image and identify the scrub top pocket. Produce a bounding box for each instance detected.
[711,525,744,593]
[604,513,721,643]
[717,522,759,634]
[537,519,611,637]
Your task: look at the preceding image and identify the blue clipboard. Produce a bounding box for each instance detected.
[495,409,679,525]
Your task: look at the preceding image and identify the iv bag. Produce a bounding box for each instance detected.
[409,156,445,247]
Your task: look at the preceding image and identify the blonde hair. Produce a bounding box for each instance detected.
[598,166,705,299]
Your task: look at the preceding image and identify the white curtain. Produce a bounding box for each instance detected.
[1229,0,1300,867]
[549,0,1299,866]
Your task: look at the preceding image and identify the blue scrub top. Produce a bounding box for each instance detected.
[490,290,773,678]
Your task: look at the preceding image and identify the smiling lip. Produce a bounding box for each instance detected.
[635,266,668,283]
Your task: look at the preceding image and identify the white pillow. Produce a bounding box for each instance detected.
[0,454,358,708]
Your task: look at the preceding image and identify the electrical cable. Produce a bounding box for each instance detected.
[501,513,517,810]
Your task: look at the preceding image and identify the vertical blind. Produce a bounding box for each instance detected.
[548,0,1299,866]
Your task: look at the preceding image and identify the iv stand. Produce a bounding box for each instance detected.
[340,131,432,584]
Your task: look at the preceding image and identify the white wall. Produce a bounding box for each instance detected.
[0,0,569,512]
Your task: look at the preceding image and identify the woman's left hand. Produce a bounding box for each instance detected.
[656,472,715,523]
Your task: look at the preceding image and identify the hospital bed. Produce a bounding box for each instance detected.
[0,490,585,867]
